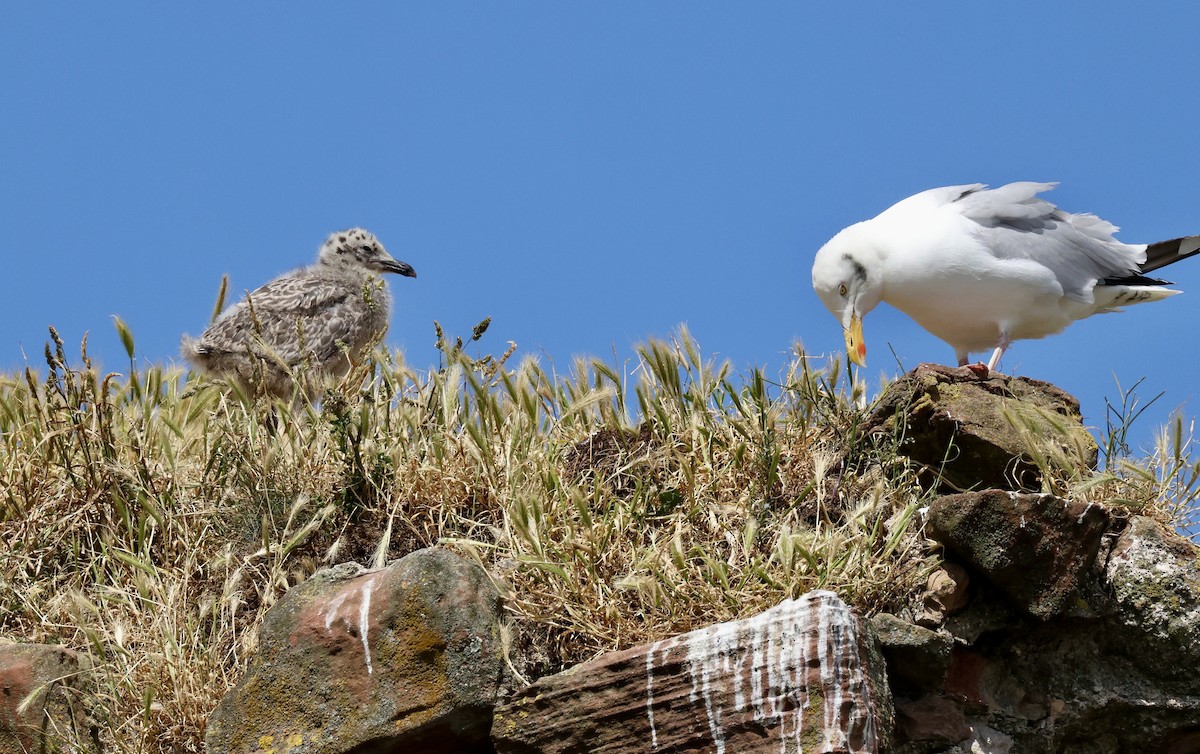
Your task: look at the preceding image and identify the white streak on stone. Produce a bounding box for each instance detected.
[643,590,877,754]
[646,642,657,750]
[733,623,749,714]
[794,603,812,754]
[646,639,671,751]
[689,620,736,754]
[818,594,853,750]
[358,574,380,675]
[323,590,351,631]
[750,621,765,722]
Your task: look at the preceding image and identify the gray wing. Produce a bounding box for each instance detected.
[198,271,361,365]
[950,182,1145,302]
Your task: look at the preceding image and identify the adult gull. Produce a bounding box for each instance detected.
[811,182,1199,371]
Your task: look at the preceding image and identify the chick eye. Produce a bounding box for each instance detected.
[838,283,848,297]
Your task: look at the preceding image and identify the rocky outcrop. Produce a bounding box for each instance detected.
[1105,515,1200,685]
[492,590,891,754]
[893,504,1200,753]
[925,490,1109,620]
[865,363,1097,492]
[870,614,954,694]
[861,366,1200,753]
[205,548,504,754]
[0,643,99,754]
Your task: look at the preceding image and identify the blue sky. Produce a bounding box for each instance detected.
[3,4,1198,459]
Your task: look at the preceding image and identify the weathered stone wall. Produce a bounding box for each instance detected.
[868,365,1200,754]
[888,502,1200,754]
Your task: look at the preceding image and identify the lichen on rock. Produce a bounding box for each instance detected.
[205,548,504,754]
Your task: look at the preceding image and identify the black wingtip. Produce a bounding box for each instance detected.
[1102,273,1173,287]
[1140,235,1200,274]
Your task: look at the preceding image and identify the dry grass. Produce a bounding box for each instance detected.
[1,323,1196,753]
[1011,376,1200,534]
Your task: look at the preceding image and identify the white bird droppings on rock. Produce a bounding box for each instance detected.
[645,590,879,754]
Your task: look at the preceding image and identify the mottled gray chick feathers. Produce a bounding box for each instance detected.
[182,228,416,400]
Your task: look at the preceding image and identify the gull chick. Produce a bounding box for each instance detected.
[812,182,1199,371]
[182,228,417,399]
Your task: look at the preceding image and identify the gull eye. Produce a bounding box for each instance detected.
[838,283,848,297]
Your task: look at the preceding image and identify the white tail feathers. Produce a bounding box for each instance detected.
[1094,285,1181,314]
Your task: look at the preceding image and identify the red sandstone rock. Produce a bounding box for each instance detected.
[205,548,503,754]
[492,591,890,754]
[0,643,98,754]
[895,694,970,745]
[943,647,989,707]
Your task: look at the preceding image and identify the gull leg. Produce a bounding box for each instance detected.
[986,334,1011,372]
[956,349,990,377]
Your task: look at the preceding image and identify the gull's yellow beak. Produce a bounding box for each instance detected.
[844,313,866,367]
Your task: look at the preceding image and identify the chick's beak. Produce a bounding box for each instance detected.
[844,312,866,367]
[379,259,417,278]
